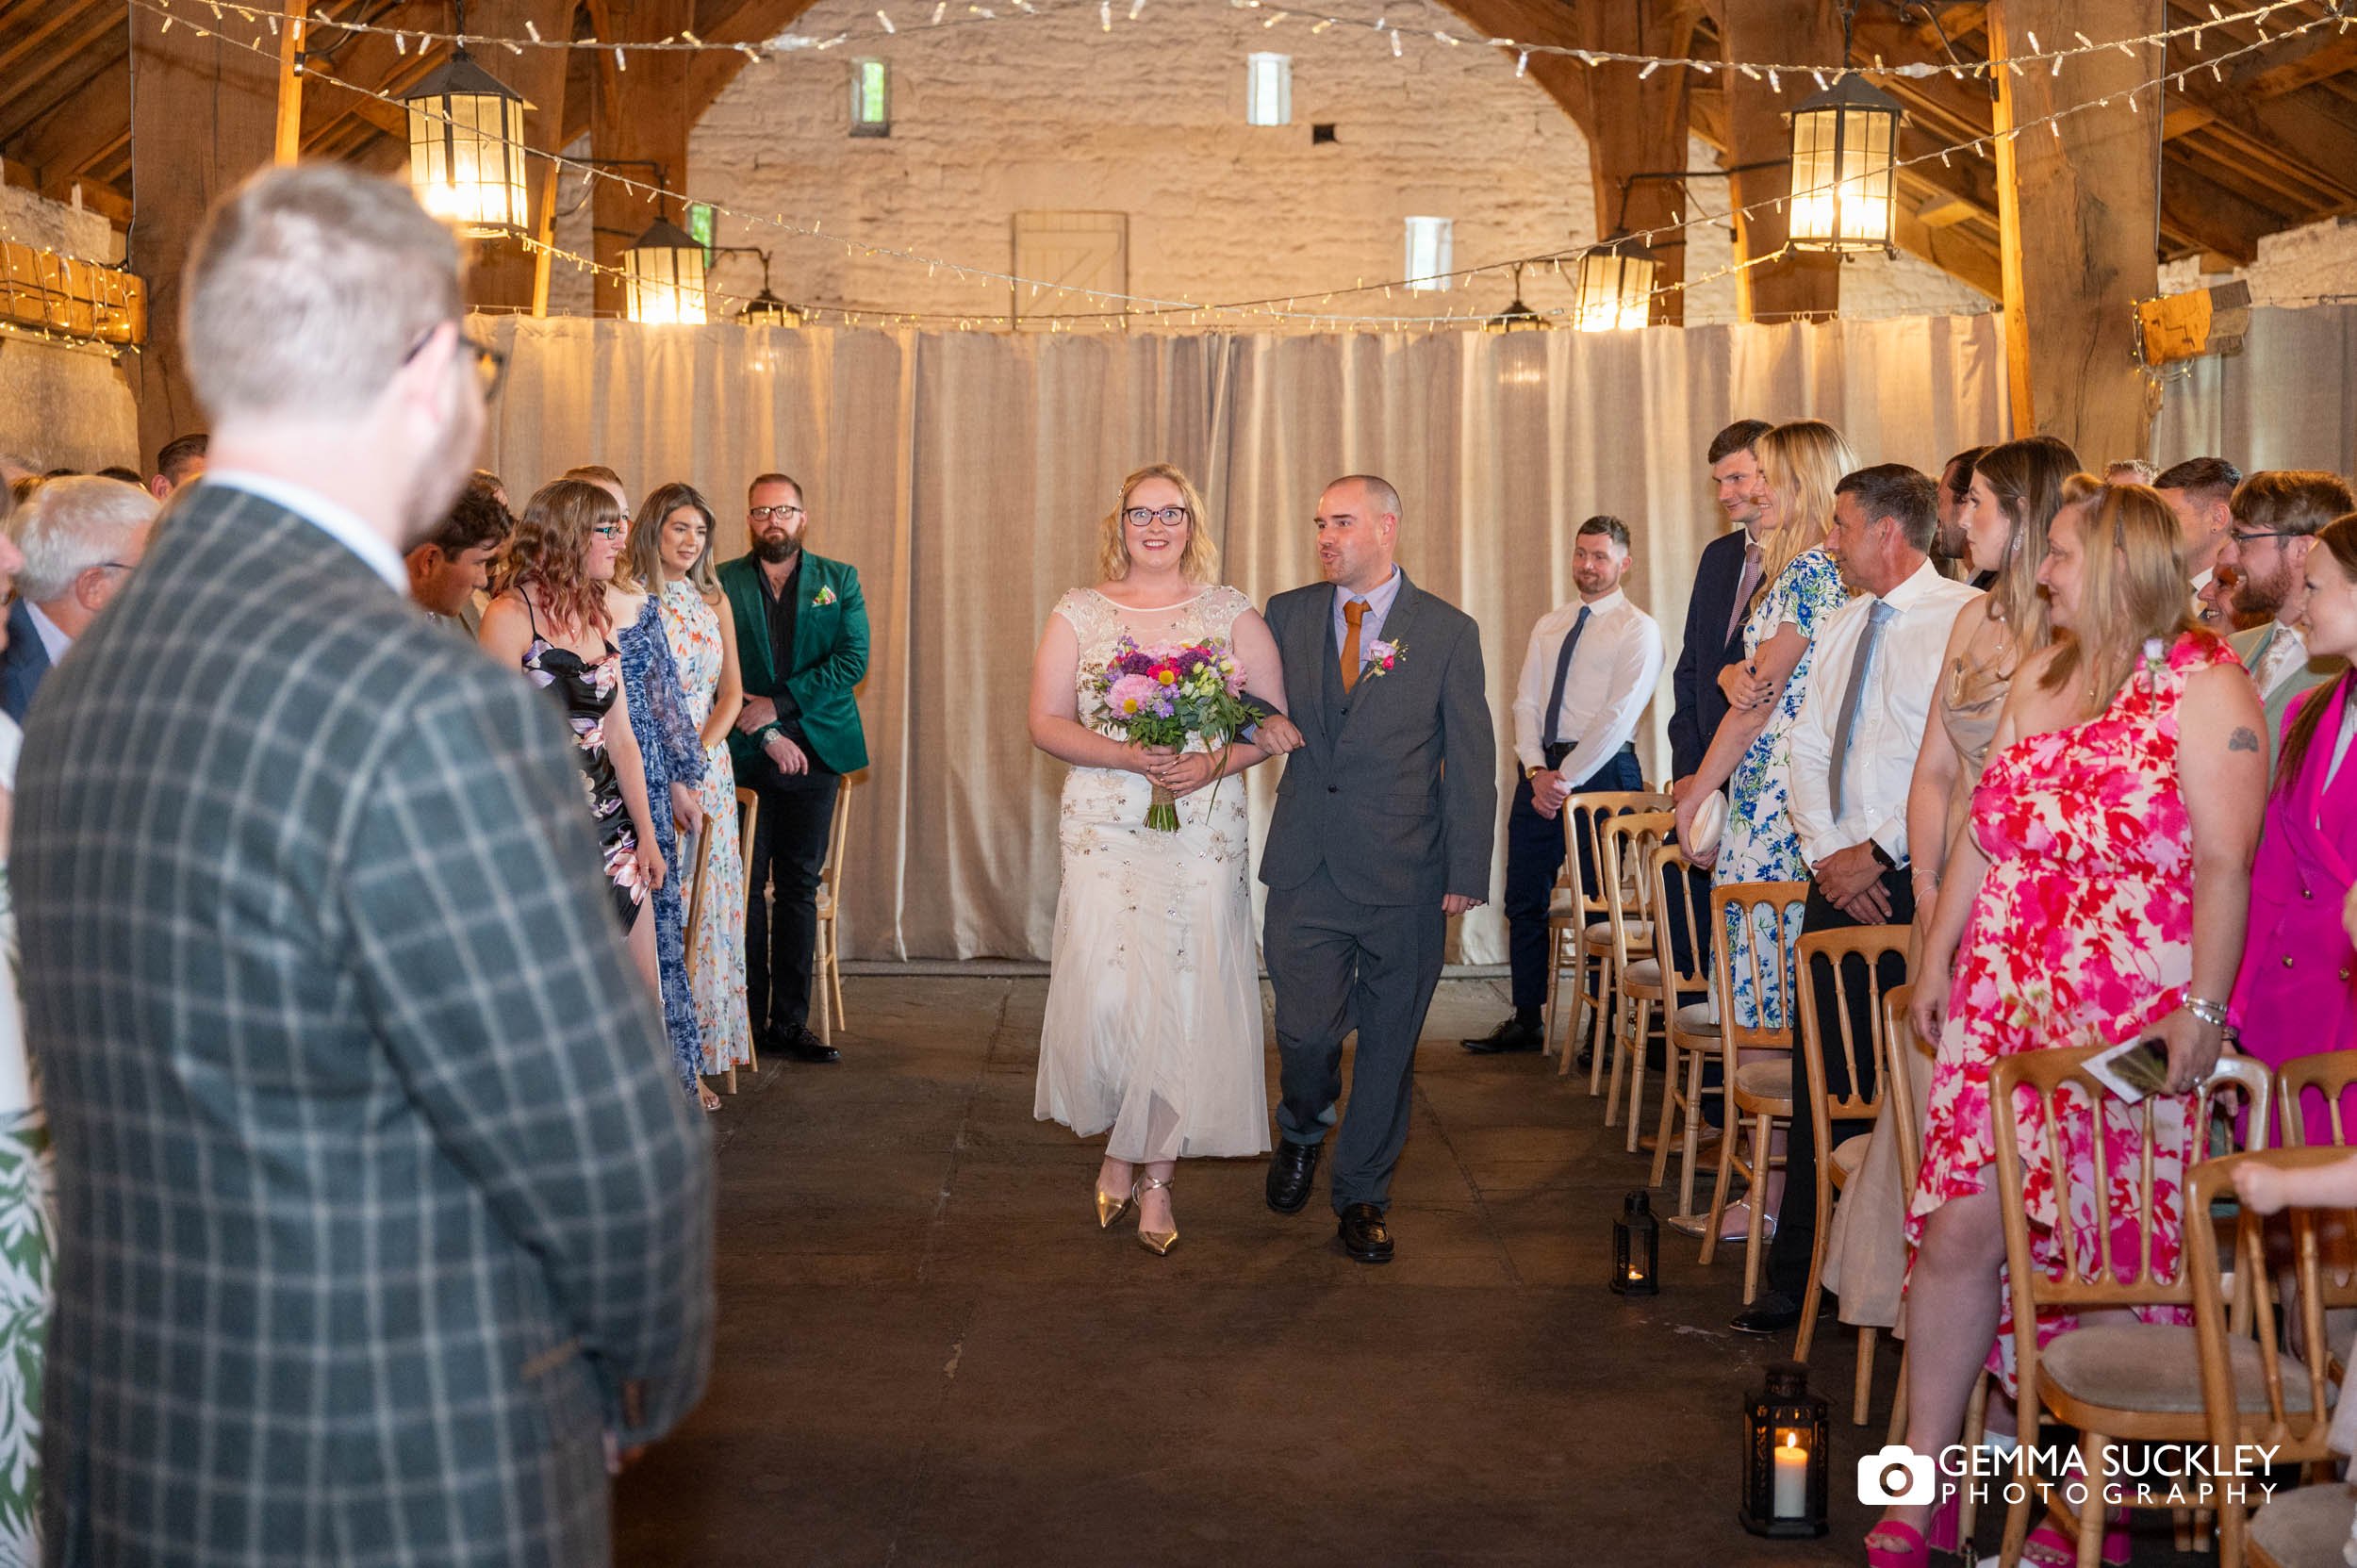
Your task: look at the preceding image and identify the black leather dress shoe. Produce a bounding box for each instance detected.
[1460,1016,1544,1054]
[1266,1141,1319,1214]
[1337,1202,1393,1264]
[1729,1290,1803,1335]
[773,1026,840,1064]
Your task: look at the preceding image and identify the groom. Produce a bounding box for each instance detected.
[1261,474,1497,1263]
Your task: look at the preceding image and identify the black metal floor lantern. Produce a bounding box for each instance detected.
[1610,1190,1659,1296]
[1739,1362,1831,1538]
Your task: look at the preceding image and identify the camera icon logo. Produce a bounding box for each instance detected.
[1857,1444,1937,1506]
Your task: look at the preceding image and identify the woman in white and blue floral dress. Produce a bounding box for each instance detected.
[1676,420,1856,1026]
[0,520,49,1558]
[1673,421,1855,1234]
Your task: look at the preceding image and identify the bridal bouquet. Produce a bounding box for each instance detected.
[1091,635,1254,831]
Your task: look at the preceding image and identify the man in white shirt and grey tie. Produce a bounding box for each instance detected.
[1731,464,1981,1335]
[1464,515,1664,1055]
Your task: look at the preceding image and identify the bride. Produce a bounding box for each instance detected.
[1028,464,1302,1255]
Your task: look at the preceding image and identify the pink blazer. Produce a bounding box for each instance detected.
[2233,682,2357,1144]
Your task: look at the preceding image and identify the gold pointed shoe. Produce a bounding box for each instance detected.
[1135,1174,1177,1255]
[1095,1185,1135,1230]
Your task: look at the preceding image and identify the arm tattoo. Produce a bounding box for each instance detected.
[2229,727,2261,753]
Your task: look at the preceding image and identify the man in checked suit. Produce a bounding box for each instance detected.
[1259,474,1496,1264]
[14,165,713,1565]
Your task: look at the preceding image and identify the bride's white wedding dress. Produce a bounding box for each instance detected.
[1035,585,1272,1161]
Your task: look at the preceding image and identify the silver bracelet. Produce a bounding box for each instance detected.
[2185,995,2231,1029]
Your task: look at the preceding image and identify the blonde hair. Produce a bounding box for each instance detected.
[626,481,720,598]
[184,164,464,422]
[1098,464,1219,585]
[2039,483,2194,708]
[1753,420,1857,605]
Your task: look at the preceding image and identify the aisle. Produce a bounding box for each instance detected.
[613,975,1880,1566]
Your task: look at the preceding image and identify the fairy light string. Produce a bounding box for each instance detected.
[119,0,2340,329]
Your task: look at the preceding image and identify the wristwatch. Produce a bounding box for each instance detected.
[1525,765,1545,782]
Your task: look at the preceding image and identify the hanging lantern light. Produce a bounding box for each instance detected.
[1609,1190,1660,1294]
[740,289,802,328]
[730,250,802,328]
[1485,262,1547,333]
[399,2,533,239]
[622,216,709,325]
[1785,74,1904,253]
[1739,1362,1832,1538]
[1574,236,1656,332]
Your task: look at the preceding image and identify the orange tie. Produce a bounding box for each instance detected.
[1341,599,1368,694]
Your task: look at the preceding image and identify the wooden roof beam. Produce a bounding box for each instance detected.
[0,0,113,80]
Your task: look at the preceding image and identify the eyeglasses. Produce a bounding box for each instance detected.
[2230,528,2299,546]
[750,504,806,522]
[592,523,626,539]
[1123,505,1190,528]
[400,323,507,401]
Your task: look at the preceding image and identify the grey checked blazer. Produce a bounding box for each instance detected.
[1259,572,1497,906]
[14,484,715,1567]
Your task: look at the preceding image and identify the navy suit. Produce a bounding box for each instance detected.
[0,598,53,723]
[1666,529,1754,782]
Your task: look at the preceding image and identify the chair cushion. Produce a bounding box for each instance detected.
[1624,958,1662,990]
[1548,890,1580,917]
[1830,1134,1870,1180]
[1734,1061,1791,1104]
[2042,1323,2323,1416]
[1673,1001,1721,1039]
[2250,1482,2355,1568]
[1583,919,1653,949]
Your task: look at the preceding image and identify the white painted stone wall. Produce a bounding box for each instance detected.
[2159,212,2357,308]
[632,0,1989,328]
[0,184,140,473]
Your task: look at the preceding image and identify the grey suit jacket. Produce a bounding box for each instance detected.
[1259,571,1497,906]
[15,485,714,1566]
[2233,619,2344,770]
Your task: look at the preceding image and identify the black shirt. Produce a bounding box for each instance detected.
[756,555,809,747]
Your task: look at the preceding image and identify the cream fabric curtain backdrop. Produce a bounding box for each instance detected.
[476,313,2009,963]
[2152,304,2357,475]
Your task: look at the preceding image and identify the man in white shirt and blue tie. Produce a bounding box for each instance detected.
[1732,464,1982,1334]
[1465,515,1665,1054]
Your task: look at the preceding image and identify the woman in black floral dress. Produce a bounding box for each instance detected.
[479,479,667,987]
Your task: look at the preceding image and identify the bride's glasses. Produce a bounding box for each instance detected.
[1123,505,1190,528]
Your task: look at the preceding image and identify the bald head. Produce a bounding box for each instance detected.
[1314,472,1401,594]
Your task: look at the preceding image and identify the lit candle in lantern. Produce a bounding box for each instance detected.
[1772,1431,1808,1519]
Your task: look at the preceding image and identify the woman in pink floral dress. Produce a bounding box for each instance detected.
[1865,485,2267,1568]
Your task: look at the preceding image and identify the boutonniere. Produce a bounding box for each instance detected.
[1359,638,1405,682]
[811,586,839,608]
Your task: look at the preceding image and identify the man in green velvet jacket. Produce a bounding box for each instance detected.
[720,472,869,1063]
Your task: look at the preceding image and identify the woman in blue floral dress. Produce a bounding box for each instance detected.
[1673,420,1855,1234]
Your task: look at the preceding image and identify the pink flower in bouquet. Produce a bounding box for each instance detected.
[1364,638,1400,671]
[1107,672,1163,717]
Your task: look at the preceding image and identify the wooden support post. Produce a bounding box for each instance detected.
[1560,2,1701,324]
[273,2,306,166]
[1987,0,2161,461]
[1719,0,1842,322]
[530,160,558,317]
[128,0,277,466]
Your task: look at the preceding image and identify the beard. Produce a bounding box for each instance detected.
[754,529,801,564]
[2232,561,2292,620]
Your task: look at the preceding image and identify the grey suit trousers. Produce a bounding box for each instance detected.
[1265,865,1446,1214]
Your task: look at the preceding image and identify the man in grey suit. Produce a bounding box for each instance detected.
[15,165,712,1566]
[2217,470,2355,768]
[1260,474,1497,1263]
